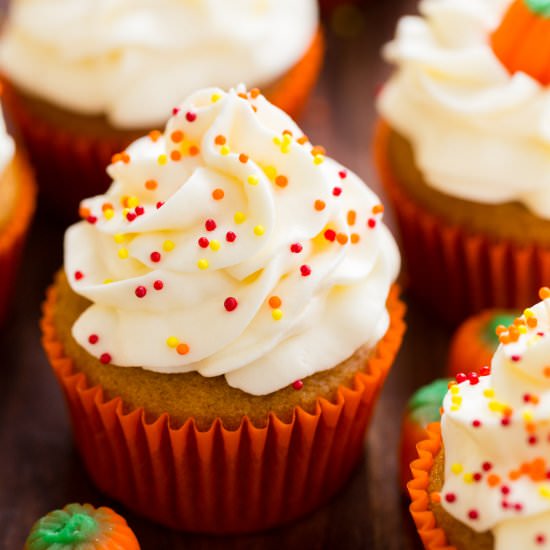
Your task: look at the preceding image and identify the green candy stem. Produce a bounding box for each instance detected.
[37,512,98,545]
[482,312,517,348]
[525,0,550,17]
[408,379,450,425]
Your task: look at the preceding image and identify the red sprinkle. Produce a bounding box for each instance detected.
[468,372,479,385]
[224,297,238,312]
[468,510,479,520]
[300,265,311,277]
[126,212,136,222]
[205,219,217,231]
[292,380,304,390]
[186,111,197,122]
[333,187,342,196]
[135,206,145,216]
[135,286,147,298]
[156,201,164,209]
[290,243,303,253]
[444,493,456,503]
[472,419,482,428]
[88,334,99,345]
[74,271,84,281]
[511,355,521,362]
[501,486,510,495]
[536,534,546,545]
[100,353,111,364]
[226,231,237,243]
[338,170,347,179]
[473,473,482,482]
[153,280,164,291]
[324,229,336,242]
[367,218,376,229]
[172,107,180,115]
[479,365,491,376]
[456,372,467,383]
[528,435,538,445]
[514,503,523,512]
[482,462,492,472]
[150,252,161,263]
[86,216,97,225]
[198,237,210,248]
[501,417,511,427]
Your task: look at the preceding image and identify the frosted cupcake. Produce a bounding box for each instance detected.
[0,0,323,216]
[410,287,550,549]
[41,86,404,533]
[375,0,550,323]
[0,93,35,324]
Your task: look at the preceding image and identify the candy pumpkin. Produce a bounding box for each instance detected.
[24,503,140,550]
[491,0,550,85]
[447,309,516,377]
[400,379,450,491]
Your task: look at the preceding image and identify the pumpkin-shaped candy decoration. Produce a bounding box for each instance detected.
[24,503,140,550]
[491,0,550,85]
[447,309,516,377]
[399,378,450,491]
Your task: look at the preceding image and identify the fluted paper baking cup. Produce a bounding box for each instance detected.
[374,120,550,325]
[41,284,404,534]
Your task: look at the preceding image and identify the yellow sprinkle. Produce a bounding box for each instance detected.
[234,211,246,224]
[519,325,528,334]
[166,336,179,348]
[104,208,114,220]
[197,259,209,270]
[114,234,125,244]
[450,386,460,395]
[158,154,168,165]
[254,225,265,236]
[210,240,221,251]
[313,154,325,165]
[483,388,495,398]
[523,410,534,422]
[463,473,474,484]
[264,166,277,180]
[450,405,460,412]
[488,400,505,413]
[272,309,283,321]
[220,145,230,156]
[451,463,463,475]
[163,240,175,252]
[103,279,113,285]
[122,208,130,218]
[524,308,535,318]
[273,137,281,146]
[211,93,221,103]
[283,134,292,145]
[281,145,291,154]
[451,396,462,405]
[247,175,259,186]
[127,196,139,208]
[118,248,129,259]
[540,486,550,499]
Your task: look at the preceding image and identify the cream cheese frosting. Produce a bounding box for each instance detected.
[0,0,318,129]
[441,292,550,548]
[63,86,400,396]
[378,0,550,220]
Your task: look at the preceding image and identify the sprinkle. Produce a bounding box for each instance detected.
[166,336,179,348]
[333,187,342,196]
[226,232,237,243]
[100,353,111,364]
[211,93,221,103]
[239,154,249,163]
[170,150,182,162]
[149,130,162,142]
[215,135,226,146]
[292,380,304,391]
[272,309,283,321]
[269,296,282,308]
[372,204,384,215]
[314,200,326,211]
[324,229,336,242]
[185,111,197,122]
[156,201,164,209]
[189,145,200,156]
[535,534,546,545]
[118,248,129,259]
[313,154,325,165]
[172,107,180,115]
[205,219,217,231]
[297,136,309,145]
[103,208,114,220]
[347,210,356,226]
[177,343,190,355]
[300,265,311,277]
[456,373,467,383]
[469,372,479,385]
[290,243,303,253]
[444,493,456,503]
[157,154,167,165]
[126,211,136,222]
[171,130,183,143]
[198,237,209,248]
[367,218,376,229]
[483,388,495,398]
[247,175,259,186]
[135,206,144,216]
[224,297,238,312]
[197,259,209,270]
[264,166,277,180]
[463,473,474,484]
[154,280,164,291]
[234,212,246,224]
[220,145,230,156]
[480,365,491,376]
[254,225,265,236]
[540,287,550,300]
[163,240,175,252]
[88,334,99,345]
[74,271,84,281]
[135,286,147,298]
[468,510,479,520]
[472,420,482,428]
[539,486,550,499]
[275,175,288,188]
[337,233,349,245]
[150,252,162,263]
[86,215,97,225]
[487,474,500,487]
[210,240,221,251]
[451,463,463,475]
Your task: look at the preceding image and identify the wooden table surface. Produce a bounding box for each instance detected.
[0,1,452,548]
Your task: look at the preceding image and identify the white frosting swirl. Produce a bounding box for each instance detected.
[0,0,318,129]
[63,86,400,395]
[378,0,550,220]
[441,297,550,549]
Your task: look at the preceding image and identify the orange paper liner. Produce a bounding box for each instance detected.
[374,120,550,325]
[40,284,405,534]
[408,423,456,550]
[0,152,36,325]
[1,30,323,220]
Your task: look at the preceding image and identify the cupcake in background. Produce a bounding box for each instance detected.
[0,91,35,325]
[409,287,550,549]
[0,0,323,217]
[41,86,404,533]
[375,0,550,324]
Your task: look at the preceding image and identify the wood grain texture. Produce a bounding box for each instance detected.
[0,1,448,548]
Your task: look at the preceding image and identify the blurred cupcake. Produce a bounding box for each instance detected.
[41,86,404,533]
[25,503,139,549]
[375,0,550,323]
[409,287,550,549]
[0,1,323,217]
[0,93,35,325]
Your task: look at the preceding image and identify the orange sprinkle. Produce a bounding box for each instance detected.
[544,366,550,378]
[189,145,200,156]
[527,317,538,328]
[297,136,309,145]
[514,317,526,326]
[282,129,293,137]
[170,130,183,143]
[212,188,225,201]
[268,296,282,309]
[215,135,226,146]
[145,179,158,191]
[111,153,122,163]
[314,200,326,211]
[495,325,507,335]
[239,154,249,164]
[250,88,261,98]
[149,130,162,142]
[120,195,129,207]
[509,470,521,481]
[101,202,113,212]
[176,343,190,355]
[79,206,91,219]
[275,175,288,188]
[499,334,511,345]
[337,233,349,245]
[372,204,384,215]
[311,145,326,157]
[526,422,537,434]
[540,287,550,300]
[351,233,360,244]
[347,210,356,226]
[238,92,248,100]
[170,150,182,162]
[252,105,258,113]
[487,474,500,487]
[503,406,513,417]
[430,492,441,504]
[521,463,531,475]
[119,152,130,164]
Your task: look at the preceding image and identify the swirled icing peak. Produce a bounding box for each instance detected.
[64,86,400,395]
[0,0,318,128]
[441,288,550,549]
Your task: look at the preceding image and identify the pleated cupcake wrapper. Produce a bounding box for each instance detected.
[0,153,36,325]
[1,32,323,221]
[40,284,405,534]
[374,120,550,325]
[408,423,456,550]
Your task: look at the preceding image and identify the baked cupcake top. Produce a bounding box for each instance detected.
[0,0,318,129]
[64,86,399,396]
[0,96,16,227]
[440,288,550,548]
[378,0,550,219]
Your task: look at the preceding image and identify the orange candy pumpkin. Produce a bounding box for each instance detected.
[491,0,550,85]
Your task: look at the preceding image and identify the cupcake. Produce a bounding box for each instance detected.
[375,0,550,324]
[0,1,323,217]
[25,503,139,549]
[41,86,404,533]
[409,287,550,549]
[0,93,36,325]
[448,309,516,378]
